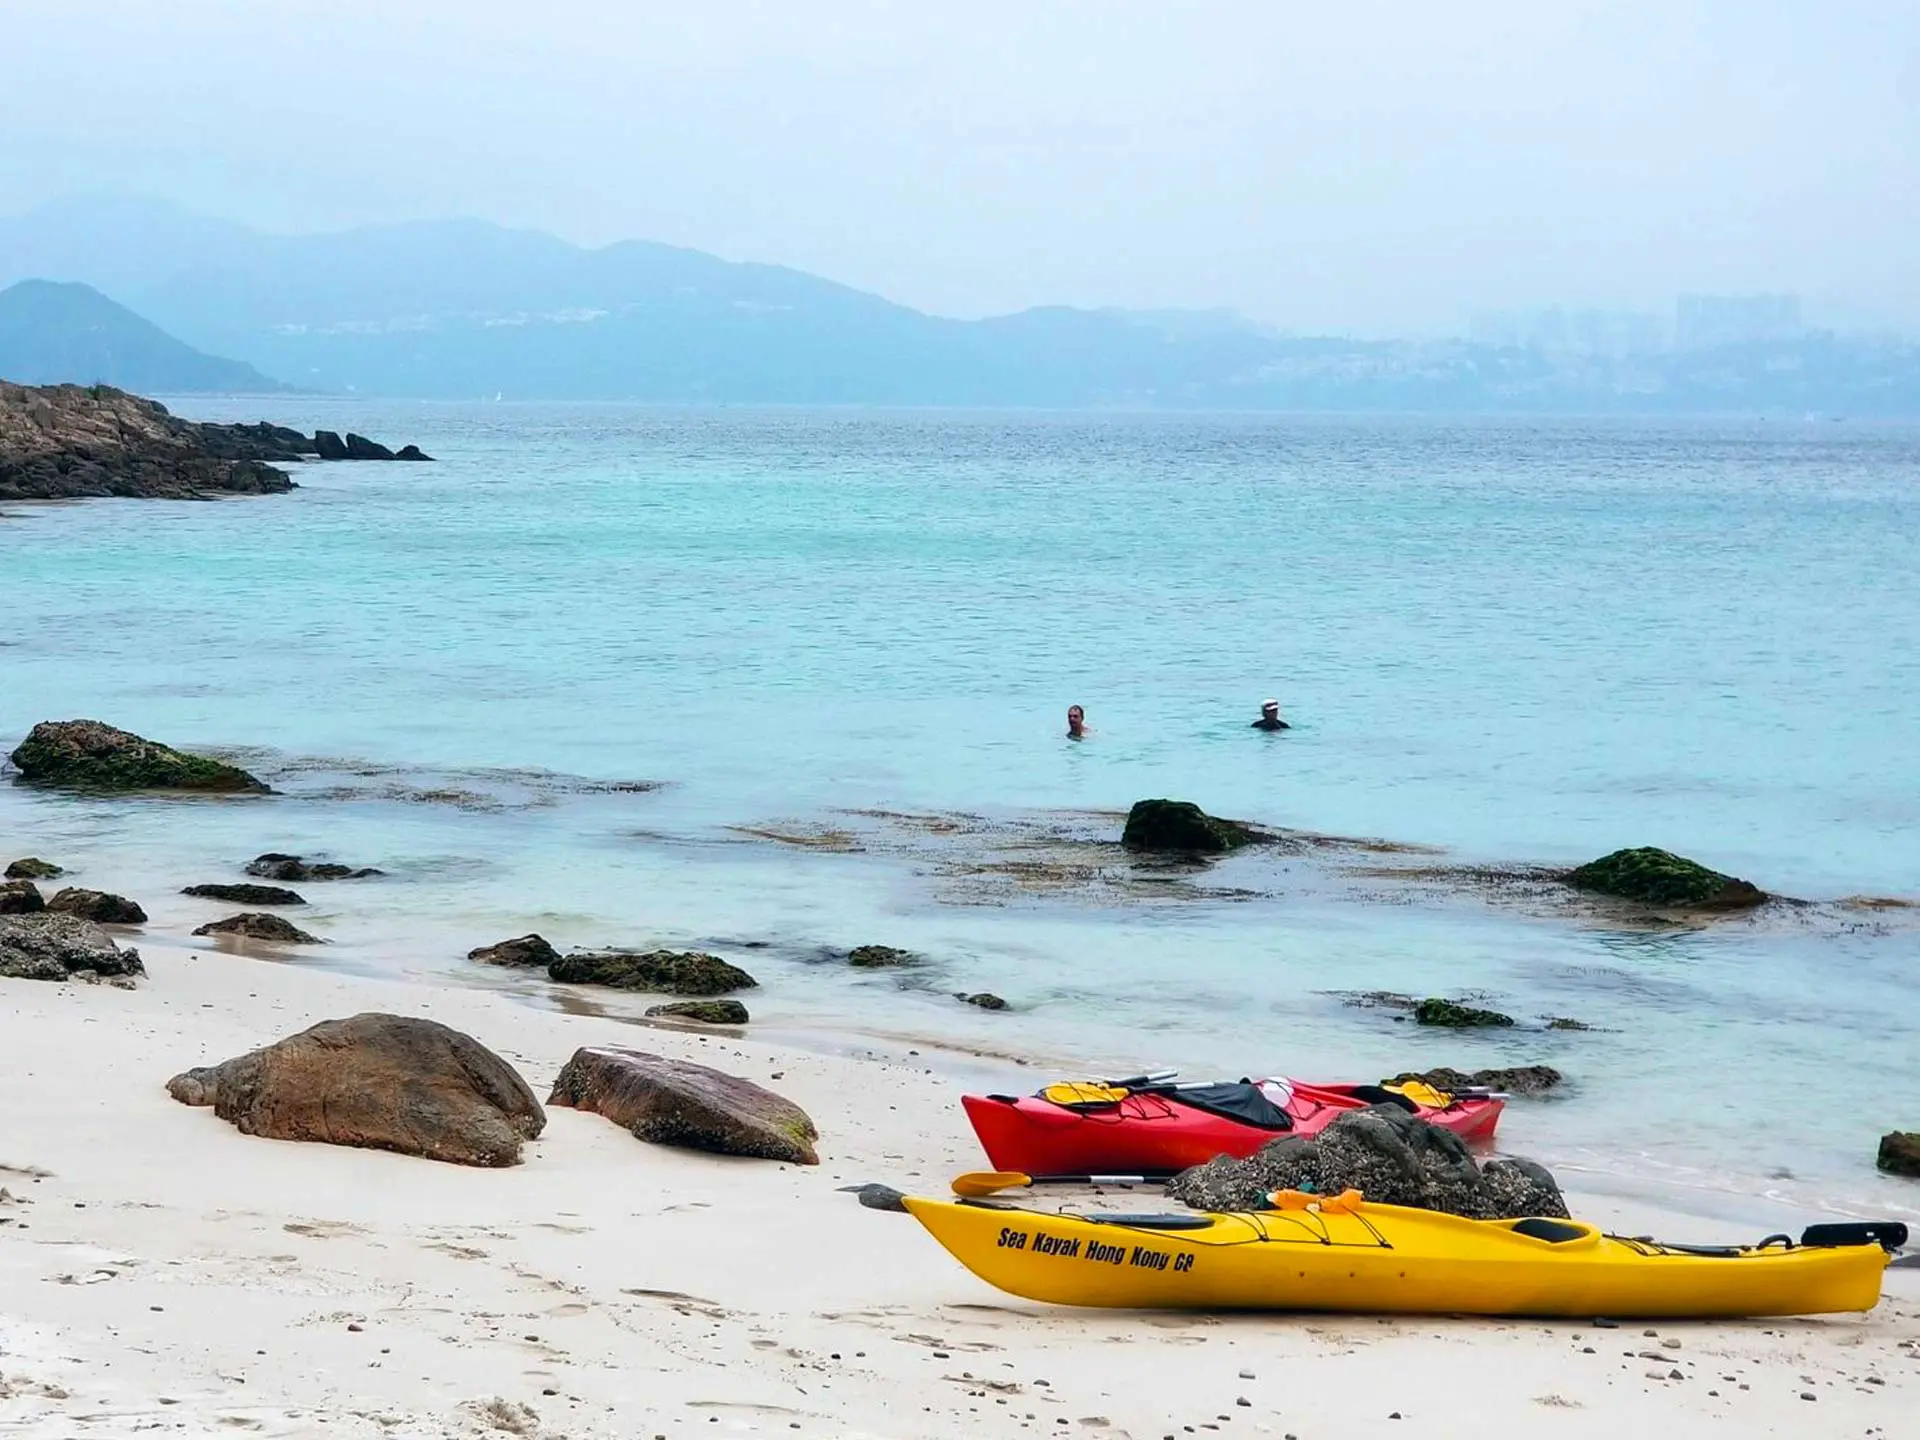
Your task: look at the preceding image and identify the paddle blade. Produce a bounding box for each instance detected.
[950,1170,1032,1197]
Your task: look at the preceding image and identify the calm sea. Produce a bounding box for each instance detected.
[4,402,1917,1219]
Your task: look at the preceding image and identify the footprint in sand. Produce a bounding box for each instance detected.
[283,1220,369,1239]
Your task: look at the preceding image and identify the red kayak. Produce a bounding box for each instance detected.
[963,1075,1504,1175]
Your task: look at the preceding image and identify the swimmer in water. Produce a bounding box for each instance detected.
[1251,699,1290,731]
[1066,705,1088,740]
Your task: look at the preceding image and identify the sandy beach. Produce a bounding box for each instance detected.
[3,940,1914,1440]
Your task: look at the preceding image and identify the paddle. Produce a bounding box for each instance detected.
[951,1169,1178,1198]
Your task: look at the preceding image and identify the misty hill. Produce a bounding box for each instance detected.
[0,278,286,394]
[3,197,1917,413]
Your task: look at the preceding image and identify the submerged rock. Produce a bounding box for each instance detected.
[0,912,145,981]
[1413,998,1515,1028]
[1121,799,1256,854]
[244,853,382,882]
[548,949,756,996]
[1387,1065,1563,1096]
[1565,846,1766,910]
[645,999,750,1024]
[467,933,561,968]
[183,882,305,906]
[166,1013,544,1166]
[956,991,1009,1011]
[4,857,62,880]
[46,888,146,924]
[1169,1105,1567,1219]
[0,879,45,914]
[548,1046,818,1164]
[9,720,266,793]
[1879,1132,1920,1178]
[193,912,323,944]
[846,944,915,968]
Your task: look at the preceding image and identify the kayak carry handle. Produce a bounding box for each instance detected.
[1800,1221,1908,1252]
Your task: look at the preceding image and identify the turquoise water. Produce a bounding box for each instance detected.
[3,403,1917,1216]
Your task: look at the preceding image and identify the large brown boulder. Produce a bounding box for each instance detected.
[1879,1132,1920,1178]
[548,1046,817,1164]
[0,912,145,981]
[9,720,266,793]
[548,949,756,996]
[468,933,560,967]
[1169,1105,1567,1219]
[46,888,147,925]
[0,879,45,914]
[166,1013,545,1166]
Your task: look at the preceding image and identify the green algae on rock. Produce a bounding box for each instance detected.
[1121,799,1256,854]
[5,857,63,880]
[9,719,267,794]
[548,949,757,996]
[1414,998,1516,1028]
[645,999,750,1025]
[846,944,915,968]
[1565,846,1766,909]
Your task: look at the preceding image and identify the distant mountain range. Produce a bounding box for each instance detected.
[0,278,285,394]
[2,195,1918,413]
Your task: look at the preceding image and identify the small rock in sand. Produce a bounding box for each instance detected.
[467,933,561,968]
[193,912,323,944]
[645,999,750,1025]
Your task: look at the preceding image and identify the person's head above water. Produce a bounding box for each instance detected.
[1262,700,1280,718]
[1252,698,1290,731]
[1066,705,1086,739]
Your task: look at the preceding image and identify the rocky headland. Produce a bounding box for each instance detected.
[0,382,431,502]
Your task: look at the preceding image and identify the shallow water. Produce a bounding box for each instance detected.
[4,403,1917,1219]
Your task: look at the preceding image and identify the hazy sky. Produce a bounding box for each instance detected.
[4,1,1916,332]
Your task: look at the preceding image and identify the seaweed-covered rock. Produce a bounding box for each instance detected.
[1387,1065,1563,1096]
[1566,846,1766,909]
[645,999,750,1024]
[193,912,323,944]
[5,857,62,880]
[547,949,756,996]
[0,879,45,914]
[468,933,561,968]
[46,888,147,924]
[1414,998,1515,1028]
[1121,799,1256,854]
[0,912,145,981]
[166,1013,544,1166]
[847,944,915,968]
[1879,1132,1920,1178]
[957,991,1009,1011]
[548,1046,817,1164]
[244,853,382,882]
[183,882,306,906]
[1169,1105,1567,1219]
[9,720,266,793]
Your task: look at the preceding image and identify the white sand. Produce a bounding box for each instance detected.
[2,943,1914,1440]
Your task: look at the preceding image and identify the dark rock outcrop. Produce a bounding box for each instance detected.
[9,720,267,793]
[166,1013,545,1167]
[1414,997,1515,1028]
[1121,799,1256,854]
[395,444,433,462]
[548,1046,817,1164]
[1879,1132,1920,1178]
[548,949,757,996]
[5,857,62,880]
[1565,846,1766,910]
[1387,1065,1563,1096]
[343,433,394,460]
[1169,1105,1567,1219]
[0,912,145,981]
[193,912,323,944]
[467,933,560,968]
[46,888,146,924]
[957,991,1009,1010]
[847,944,914,968]
[183,882,305,906]
[0,879,45,914]
[313,430,349,460]
[244,853,381,882]
[645,999,750,1025]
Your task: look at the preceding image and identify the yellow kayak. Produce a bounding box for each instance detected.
[902,1191,1900,1318]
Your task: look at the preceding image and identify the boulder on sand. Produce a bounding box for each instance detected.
[1413,997,1515,1028]
[0,912,145,981]
[1565,846,1766,910]
[9,719,267,793]
[1121,799,1257,854]
[1170,1105,1568,1219]
[183,882,305,906]
[548,1046,817,1164]
[1387,1065,1562,1096]
[5,857,62,880]
[1879,1132,1920,1178]
[193,912,323,944]
[166,1012,545,1166]
[467,933,560,968]
[0,879,45,914]
[645,999,750,1024]
[548,949,757,996]
[46,887,147,924]
[244,853,382,882]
